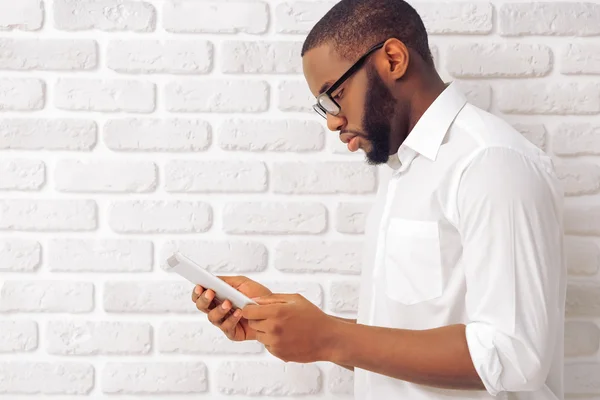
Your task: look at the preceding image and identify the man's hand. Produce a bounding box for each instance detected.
[191,276,272,342]
[242,293,338,363]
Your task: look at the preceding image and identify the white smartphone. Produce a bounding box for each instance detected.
[166,251,257,310]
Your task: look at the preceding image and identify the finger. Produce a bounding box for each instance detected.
[247,319,268,333]
[252,293,294,305]
[220,308,243,339]
[207,299,232,325]
[242,303,282,320]
[191,285,205,303]
[195,288,216,312]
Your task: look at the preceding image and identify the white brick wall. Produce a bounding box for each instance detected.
[0,1,598,398]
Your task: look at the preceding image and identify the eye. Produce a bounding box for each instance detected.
[333,89,344,100]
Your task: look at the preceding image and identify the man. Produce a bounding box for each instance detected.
[191,0,567,399]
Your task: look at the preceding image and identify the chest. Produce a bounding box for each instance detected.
[368,162,464,313]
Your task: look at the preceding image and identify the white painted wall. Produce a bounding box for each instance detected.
[0,0,599,398]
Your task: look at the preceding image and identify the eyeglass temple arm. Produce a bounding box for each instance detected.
[326,42,385,94]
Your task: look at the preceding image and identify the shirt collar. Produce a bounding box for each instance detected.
[386,82,468,170]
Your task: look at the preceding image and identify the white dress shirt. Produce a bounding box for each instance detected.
[354,82,567,400]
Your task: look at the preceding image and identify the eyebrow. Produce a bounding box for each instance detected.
[318,80,335,95]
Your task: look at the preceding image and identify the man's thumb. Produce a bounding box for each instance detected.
[251,293,290,305]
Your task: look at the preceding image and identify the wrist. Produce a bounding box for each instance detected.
[319,315,350,363]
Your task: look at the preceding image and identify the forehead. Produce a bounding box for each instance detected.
[302,44,353,97]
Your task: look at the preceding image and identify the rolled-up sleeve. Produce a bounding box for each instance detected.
[456,147,565,396]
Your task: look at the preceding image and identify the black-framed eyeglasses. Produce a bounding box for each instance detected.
[313,41,385,119]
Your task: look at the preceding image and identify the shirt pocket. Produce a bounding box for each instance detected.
[383,218,443,305]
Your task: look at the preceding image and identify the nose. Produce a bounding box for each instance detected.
[326,113,346,132]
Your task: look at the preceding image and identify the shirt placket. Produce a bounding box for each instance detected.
[367,149,417,324]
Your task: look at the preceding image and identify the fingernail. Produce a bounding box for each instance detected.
[194,286,200,294]
[221,302,229,310]
[204,291,210,299]
[234,309,242,317]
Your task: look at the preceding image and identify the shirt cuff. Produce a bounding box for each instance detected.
[465,322,505,396]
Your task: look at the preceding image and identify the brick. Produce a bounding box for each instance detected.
[275,241,362,274]
[0,239,41,272]
[54,0,156,32]
[108,201,211,233]
[278,80,314,112]
[455,81,491,110]
[55,79,155,113]
[166,80,268,113]
[565,363,600,395]
[47,321,151,355]
[0,199,97,231]
[261,281,323,307]
[513,124,547,151]
[275,2,336,34]
[0,79,44,111]
[566,237,600,276]
[164,1,268,34]
[0,39,96,71]
[218,119,324,152]
[0,119,96,151]
[217,362,321,395]
[566,283,600,317]
[0,159,45,190]
[0,362,93,394]
[158,322,264,354]
[103,362,206,394]
[223,202,327,234]
[0,0,42,31]
[104,281,197,313]
[0,281,94,313]
[498,83,600,115]
[414,2,493,34]
[104,118,210,152]
[554,161,600,196]
[165,160,267,193]
[48,239,153,272]
[329,364,354,395]
[222,41,302,74]
[447,44,551,78]
[160,240,267,273]
[565,321,600,357]
[55,159,156,193]
[273,162,376,194]
[0,321,37,352]
[108,40,212,74]
[554,123,600,156]
[336,202,372,234]
[562,44,600,75]
[565,207,600,236]
[500,3,600,36]
[330,281,360,313]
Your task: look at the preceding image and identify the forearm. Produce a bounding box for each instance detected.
[330,316,357,371]
[326,321,484,390]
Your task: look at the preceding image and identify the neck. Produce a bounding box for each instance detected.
[387,66,447,157]
[406,74,447,133]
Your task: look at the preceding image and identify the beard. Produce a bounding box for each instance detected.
[362,62,396,165]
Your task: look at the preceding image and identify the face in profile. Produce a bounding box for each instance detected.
[302,43,399,165]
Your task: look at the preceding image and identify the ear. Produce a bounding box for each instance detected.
[381,38,409,80]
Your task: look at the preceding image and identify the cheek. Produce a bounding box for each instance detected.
[342,97,366,130]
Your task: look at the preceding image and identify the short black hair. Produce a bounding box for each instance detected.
[301,0,434,68]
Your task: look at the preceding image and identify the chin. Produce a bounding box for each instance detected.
[365,153,383,165]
